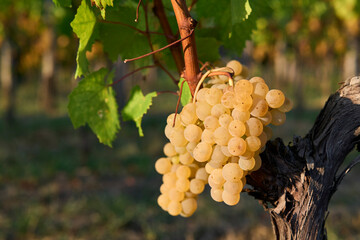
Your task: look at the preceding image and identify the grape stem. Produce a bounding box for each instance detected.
[173,80,186,127]
[135,0,142,22]
[99,19,166,36]
[107,65,157,87]
[123,29,194,63]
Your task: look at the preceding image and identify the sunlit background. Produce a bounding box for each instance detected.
[0,0,359,239]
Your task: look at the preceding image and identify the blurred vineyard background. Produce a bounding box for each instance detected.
[0,0,359,239]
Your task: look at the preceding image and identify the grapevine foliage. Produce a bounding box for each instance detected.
[63,0,270,146]
[68,68,120,147]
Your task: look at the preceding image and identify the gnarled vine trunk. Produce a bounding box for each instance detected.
[247,76,360,239]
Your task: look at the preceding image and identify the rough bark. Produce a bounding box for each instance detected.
[247,76,360,239]
[170,0,200,95]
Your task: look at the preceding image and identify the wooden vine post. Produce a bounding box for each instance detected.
[166,0,360,239]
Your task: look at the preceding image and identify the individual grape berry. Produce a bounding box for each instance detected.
[245,136,261,152]
[258,132,267,148]
[228,120,246,137]
[258,111,272,126]
[169,127,188,147]
[163,172,177,186]
[163,142,177,157]
[222,163,243,182]
[201,129,215,145]
[158,194,170,210]
[238,157,256,171]
[234,79,253,96]
[221,145,233,157]
[219,114,233,128]
[211,103,230,118]
[160,184,171,194]
[204,115,220,131]
[222,191,240,206]
[245,118,263,136]
[206,87,223,106]
[155,157,172,174]
[210,188,223,202]
[169,188,185,202]
[168,200,182,216]
[196,88,209,102]
[252,82,269,98]
[181,198,197,216]
[189,179,205,194]
[175,146,186,154]
[240,149,255,160]
[195,168,209,182]
[234,94,253,112]
[226,60,243,75]
[176,165,191,179]
[266,89,285,108]
[176,178,190,192]
[205,162,216,174]
[227,137,247,156]
[195,101,212,120]
[167,113,182,127]
[208,159,223,169]
[221,90,235,109]
[184,124,202,143]
[232,109,250,122]
[180,103,198,125]
[250,97,268,117]
[223,181,243,194]
[209,168,225,185]
[249,76,265,84]
[270,109,286,126]
[179,152,194,165]
[211,145,228,164]
[193,142,213,162]
[278,97,293,112]
[213,127,231,146]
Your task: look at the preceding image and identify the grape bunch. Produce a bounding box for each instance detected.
[155,60,293,217]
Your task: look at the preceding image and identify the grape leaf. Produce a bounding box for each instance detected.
[92,0,114,18]
[121,86,157,137]
[68,68,120,147]
[196,37,221,62]
[231,0,252,24]
[178,78,192,106]
[52,0,72,7]
[71,0,99,78]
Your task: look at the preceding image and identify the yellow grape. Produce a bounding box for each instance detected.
[222,163,243,182]
[160,184,171,194]
[195,168,209,182]
[245,118,263,136]
[175,146,186,154]
[258,132,267,148]
[221,90,235,109]
[169,127,188,147]
[208,159,223,169]
[176,178,190,192]
[227,137,247,156]
[180,103,198,125]
[234,79,253,96]
[211,103,230,118]
[250,97,268,117]
[168,200,182,216]
[206,87,223,106]
[210,188,223,202]
[252,82,269,98]
[195,101,212,121]
[196,88,209,102]
[231,109,250,122]
[163,172,177,186]
[238,157,256,171]
[209,168,225,185]
[234,94,253,112]
[249,76,265,84]
[229,156,239,163]
[265,89,285,108]
[184,124,202,143]
[228,120,246,137]
[201,129,215,145]
[278,97,293,112]
[240,149,254,160]
[270,109,286,126]
[223,181,243,194]
[219,114,233,128]
[189,179,205,194]
[169,188,185,202]
[186,141,197,155]
[158,194,170,210]
[163,142,177,157]
[252,155,262,171]
[167,113,182,127]
[204,115,220,131]
[258,111,272,126]
[245,136,261,152]
[155,157,172,174]
[222,191,240,206]
[205,162,216,174]
[226,60,243,75]
[179,152,194,165]
[176,165,191,179]
[193,142,213,162]
[221,145,233,157]
[211,145,228,163]
[213,127,231,146]
[181,198,197,216]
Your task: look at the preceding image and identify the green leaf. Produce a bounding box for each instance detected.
[93,0,114,18]
[68,68,120,147]
[195,37,221,62]
[178,78,192,107]
[121,86,157,137]
[231,0,252,25]
[70,0,99,78]
[52,0,72,7]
